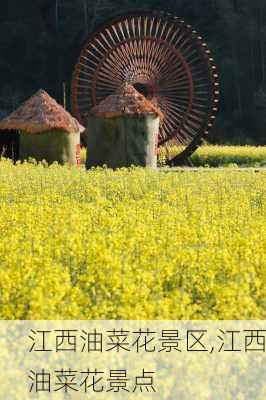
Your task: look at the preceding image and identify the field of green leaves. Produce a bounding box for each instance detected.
[0,158,265,320]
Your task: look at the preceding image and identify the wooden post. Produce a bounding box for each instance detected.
[63,82,67,109]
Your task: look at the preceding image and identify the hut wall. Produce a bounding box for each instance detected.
[86,114,159,169]
[20,129,80,166]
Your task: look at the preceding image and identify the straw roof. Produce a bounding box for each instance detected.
[90,84,164,120]
[0,89,85,134]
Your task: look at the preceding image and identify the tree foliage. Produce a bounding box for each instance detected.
[0,0,265,144]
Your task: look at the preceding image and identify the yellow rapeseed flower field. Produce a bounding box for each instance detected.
[0,159,265,319]
[81,145,266,167]
[159,145,266,167]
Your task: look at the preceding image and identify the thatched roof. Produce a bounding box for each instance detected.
[90,84,164,120]
[0,89,85,134]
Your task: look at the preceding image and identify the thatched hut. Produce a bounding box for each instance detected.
[0,89,85,165]
[86,84,163,169]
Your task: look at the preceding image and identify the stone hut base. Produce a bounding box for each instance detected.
[86,114,159,169]
[20,129,80,166]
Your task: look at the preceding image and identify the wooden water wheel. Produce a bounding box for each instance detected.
[71,10,219,165]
